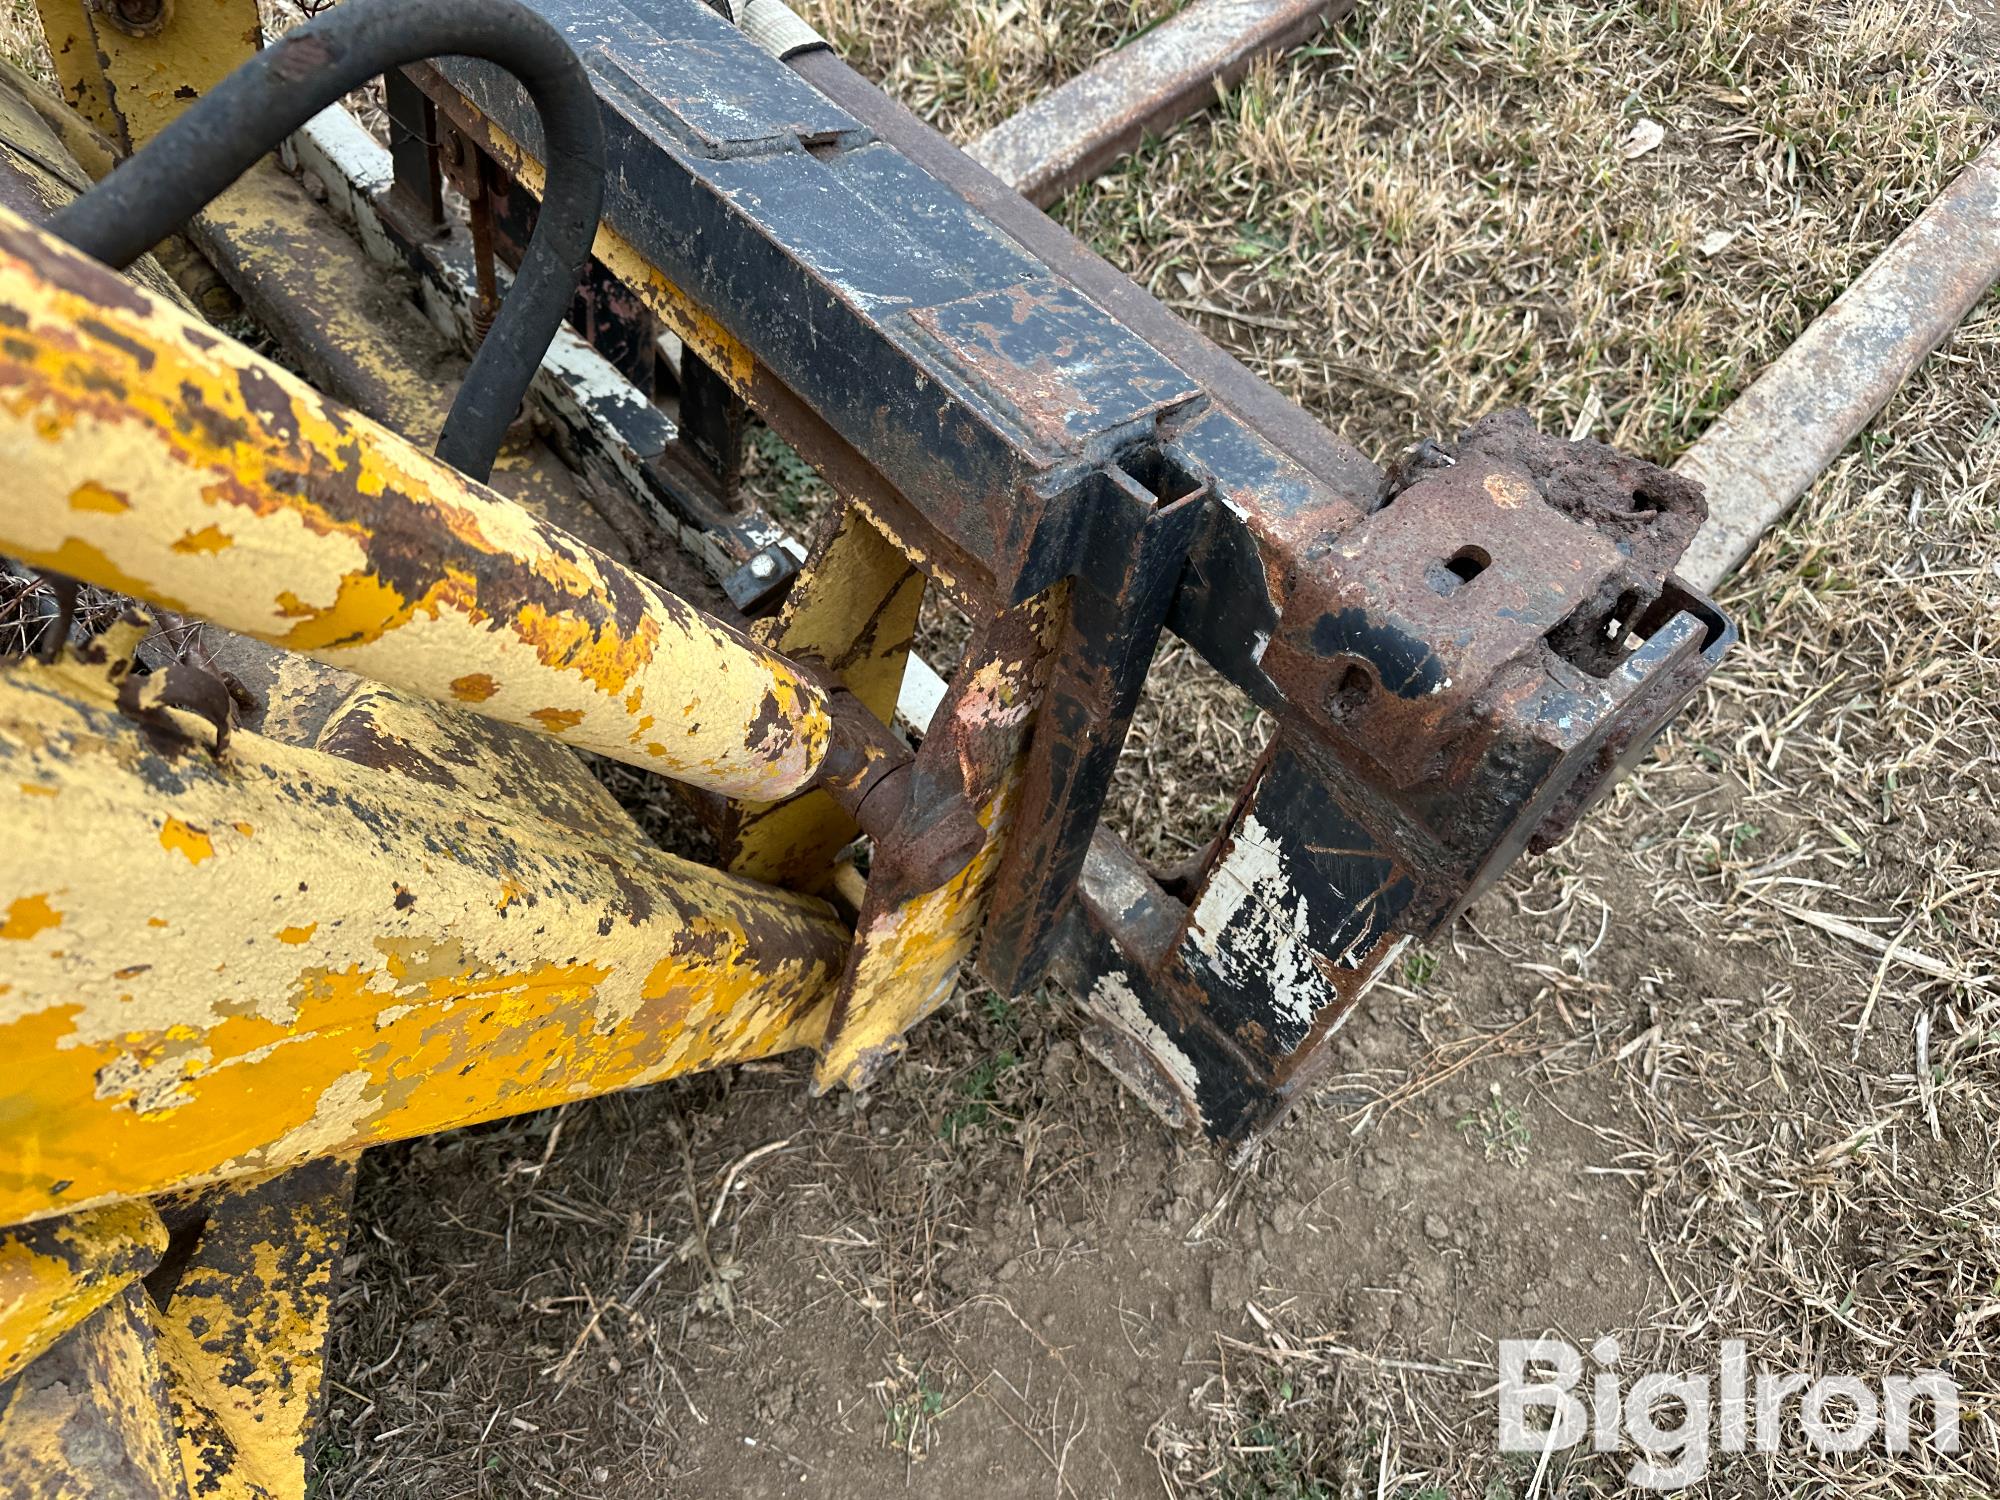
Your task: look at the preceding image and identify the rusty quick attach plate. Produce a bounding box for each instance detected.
[0,8,1739,1487]
[403,0,1732,1149]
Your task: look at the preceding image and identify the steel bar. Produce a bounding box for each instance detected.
[968,0,1349,206]
[149,1159,357,1499]
[0,638,851,1228]
[0,201,834,801]
[33,0,261,154]
[1677,137,2000,592]
[0,1284,188,1498]
[813,592,1065,1092]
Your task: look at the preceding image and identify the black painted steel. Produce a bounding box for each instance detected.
[408,0,1734,1149]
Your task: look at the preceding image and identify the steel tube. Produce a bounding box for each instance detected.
[1677,138,2000,591]
[968,0,1349,206]
[0,203,833,800]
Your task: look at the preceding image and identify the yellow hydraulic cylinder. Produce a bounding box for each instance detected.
[0,203,830,801]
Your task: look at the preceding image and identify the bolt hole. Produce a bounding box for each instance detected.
[1328,661,1373,722]
[1428,545,1491,596]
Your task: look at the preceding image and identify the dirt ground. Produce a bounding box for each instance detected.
[272,2,2000,1496]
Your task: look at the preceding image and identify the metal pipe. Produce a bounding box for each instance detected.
[0,201,834,801]
[968,0,1349,206]
[45,0,606,483]
[1676,138,2000,592]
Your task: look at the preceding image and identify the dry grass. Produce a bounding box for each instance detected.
[809,0,1185,138]
[0,0,1992,1493]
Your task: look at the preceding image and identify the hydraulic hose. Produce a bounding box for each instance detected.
[48,0,605,483]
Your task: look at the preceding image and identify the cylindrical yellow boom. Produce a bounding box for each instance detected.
[0,203,830,800]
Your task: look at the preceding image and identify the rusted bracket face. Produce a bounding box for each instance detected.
[401,0,1732,1148]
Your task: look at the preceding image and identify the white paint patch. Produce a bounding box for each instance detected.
[1183,811,1322,1029]
[895,656,949,735]
[1087,969,1201,1107]
[542,327,658,421]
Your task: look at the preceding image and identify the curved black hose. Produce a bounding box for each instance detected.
[48,0,605,483]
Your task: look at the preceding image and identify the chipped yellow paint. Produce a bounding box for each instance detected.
[450,672,499,702]
[816,785,1018,1092]
[62,0,260,151]
[315,680,642,846]
[275,925,316,945]
[529,706,586,733]
[814,594,1065,1092]
[68,479,128,512]
[1,892,61,940]
[159,817,215,865]
[27,0,117,143]
[171,523,234,554]
[725,508,924,891]
[0,1283,189,1498]
[149,1158,355,1500]
[0,203,832,801]
[0,651,848,1228]
[0,1200,168,1384]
